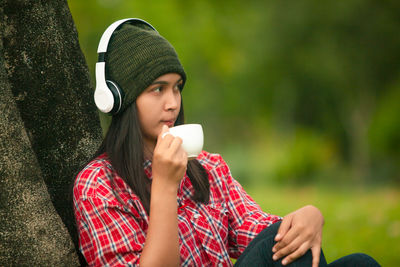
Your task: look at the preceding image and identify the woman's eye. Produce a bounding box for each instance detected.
[175,83,183,91]
[153,87,162,92]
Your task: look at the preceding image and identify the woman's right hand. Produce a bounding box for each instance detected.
[141,125,184,267]
[152,125,188,189]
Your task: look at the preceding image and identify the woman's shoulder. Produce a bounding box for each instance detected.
[196,151,236,202]
[197,150,229,171]
[74,153,114,200]
[197,150,223,169]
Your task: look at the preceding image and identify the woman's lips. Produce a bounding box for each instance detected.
[162,120,175,127]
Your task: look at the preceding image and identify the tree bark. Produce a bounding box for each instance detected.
[1,0,102,265]
[0,46,79,265]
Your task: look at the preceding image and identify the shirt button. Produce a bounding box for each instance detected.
[193,214,200,219]
[218,263,223,267]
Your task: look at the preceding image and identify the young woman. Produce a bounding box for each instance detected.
[73,18,380,267]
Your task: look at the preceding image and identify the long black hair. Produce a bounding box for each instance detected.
[92,100,209,214]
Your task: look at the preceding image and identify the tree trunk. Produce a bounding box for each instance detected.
[0,0,102,265]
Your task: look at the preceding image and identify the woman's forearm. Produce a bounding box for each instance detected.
[140,179,180,267]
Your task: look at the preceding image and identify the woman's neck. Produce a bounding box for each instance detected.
[143,138,156,160]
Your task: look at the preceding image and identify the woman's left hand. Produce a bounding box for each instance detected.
[272,205,324,267]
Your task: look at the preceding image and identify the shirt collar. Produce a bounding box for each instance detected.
[143,159,152,179]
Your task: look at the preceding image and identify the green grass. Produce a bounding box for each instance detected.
[245,185,400,266]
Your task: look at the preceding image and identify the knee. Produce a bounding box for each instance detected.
[265,221,281,236]
[241,221,282,254]
[254,221,281,243]
[349,253,381,266]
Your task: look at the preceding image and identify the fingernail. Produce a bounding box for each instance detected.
[275,234,281,240]
[272,255,277,261]
[272,247,276,253]
[282,260,287,265]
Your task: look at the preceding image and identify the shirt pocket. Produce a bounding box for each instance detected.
[185,202,232,264]
[204,203,229,244]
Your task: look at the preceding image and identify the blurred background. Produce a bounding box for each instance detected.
[67,0,399,264]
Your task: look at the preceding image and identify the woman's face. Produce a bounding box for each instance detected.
[136,73,183,150]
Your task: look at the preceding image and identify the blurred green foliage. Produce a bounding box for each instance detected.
[67,0,400,185]
[249,185,400,266]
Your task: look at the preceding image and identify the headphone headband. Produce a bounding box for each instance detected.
[97,18,157,54]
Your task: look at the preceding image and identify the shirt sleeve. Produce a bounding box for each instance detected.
[74,182,146,266]
[216,155,282,259]
[75,196,146,267]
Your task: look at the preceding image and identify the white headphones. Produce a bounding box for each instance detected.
[94,18,157,114]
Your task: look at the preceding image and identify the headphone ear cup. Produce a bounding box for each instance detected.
[106,80,124,114]
[94,82,114,114]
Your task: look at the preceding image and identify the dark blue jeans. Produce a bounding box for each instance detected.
[234,221,380,267]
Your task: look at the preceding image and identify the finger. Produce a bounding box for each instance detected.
[164,137,188,165]
[273,235,303,261]
[273,222,299,252]
[280,242,310,266]
[157,125,168,142]
[169,136,184,154]
[311,245,321,267]
[161,124,169,134]
[275,216,292,242]
[161,131,172,139]
[156,125,173,150]
[166,138,187,171]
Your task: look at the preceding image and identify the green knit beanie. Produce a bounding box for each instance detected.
[105,21,186,114]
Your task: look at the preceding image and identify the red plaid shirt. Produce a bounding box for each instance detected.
[73,151,281,266]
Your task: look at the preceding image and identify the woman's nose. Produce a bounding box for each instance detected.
[164,88,179,110]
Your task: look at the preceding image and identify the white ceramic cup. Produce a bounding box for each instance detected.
[165,124,203,159]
